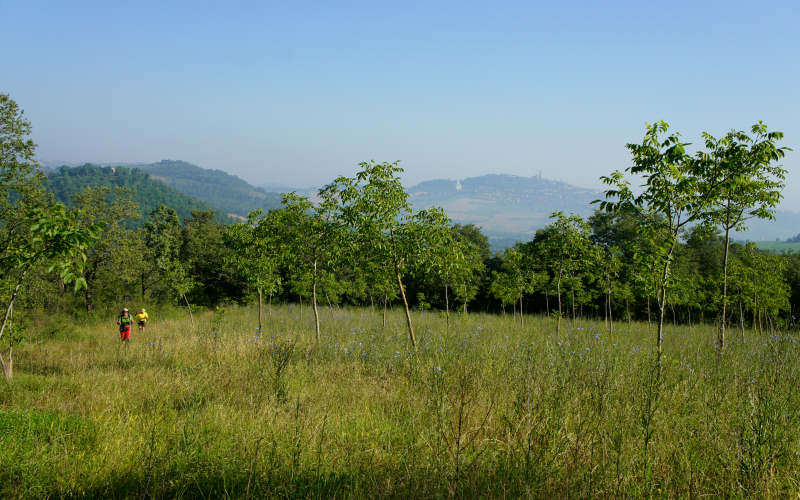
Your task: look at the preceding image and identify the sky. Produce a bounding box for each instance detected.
[2,1,799,208]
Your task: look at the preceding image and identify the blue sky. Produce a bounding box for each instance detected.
[2,1,798,207]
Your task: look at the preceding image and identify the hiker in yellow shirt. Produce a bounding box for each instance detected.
[135,308,149,334]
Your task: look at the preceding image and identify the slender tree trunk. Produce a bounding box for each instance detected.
[444,284,450,330]
[396,271,417,349]
[557,267,563,336]
[0,303,11,379]
[0,283,21,381]
[571,288,576,322]
[647,297,652,327]
[719,224,732,351]
[269,294,272,316]
[626,298,630,324]
[463,283,468,314]
[0,342,11,381]
[85,286,93,314]
[758,304,763,335]
[389,229,416,349]
[312,259,321,342]
[182,293,194,328]
[604,292,608,327]
[739,301,745,343]
[519,295,524,327]
[325,291,333,311]
[545,291,549,317]
[1,276,24,342]
[382,296,387,329]
[608,291,613,334]
[257,287,263,333]
[657,244,676,370]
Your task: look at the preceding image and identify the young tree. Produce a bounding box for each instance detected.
[142,206,194,323]
[0,93,50,285]
[696,123,789,350]
[0,93,100,379]
[596,244,622,333]
[489,269,520,318]
[0,204,99,379]
[598,121,705,365]
[182,210,241,306]
[450,225,489,314]
[328,161,421,349]
[730,244,791,336]
[405,207,463,328]
[277,191,341,342]
[534,212,593,335]
[489,247,535,325]
[224,209,283,334]
[73,186,141,313]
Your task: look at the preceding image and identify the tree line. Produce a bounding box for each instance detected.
[2,92,797,375]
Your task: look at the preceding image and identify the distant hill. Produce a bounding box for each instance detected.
[44,164,218,224]
[408,173,800,250]
[45,161,799,248]
[408,174,599,249]
[752,241,800,254]
[731,211,800,243]
[119,160,283,218]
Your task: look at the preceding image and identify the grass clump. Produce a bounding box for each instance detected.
[1,305,799,497]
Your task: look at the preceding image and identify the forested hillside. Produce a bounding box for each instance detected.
[44,164,219,224]
[124,160,282,217]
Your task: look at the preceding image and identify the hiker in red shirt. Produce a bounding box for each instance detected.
[117,308,132,342]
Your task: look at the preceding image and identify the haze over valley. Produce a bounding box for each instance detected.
[43,159,800,249]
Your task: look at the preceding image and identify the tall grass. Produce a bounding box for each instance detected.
[1,304,799,498]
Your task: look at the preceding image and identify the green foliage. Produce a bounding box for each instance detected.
[327,161,420,346]
[72,186,142,312]
[44,164,219,226]
[140,206,192,304]
[0,94,101,340]
[697,122,789,232]
[224,210,283,298]
[598,121,707,354]
[181,210,242,306]
[131,159,282,217]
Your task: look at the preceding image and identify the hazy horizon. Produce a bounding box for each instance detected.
[3,1,798,208]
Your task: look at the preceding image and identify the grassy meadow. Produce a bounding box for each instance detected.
[2,304,800,498]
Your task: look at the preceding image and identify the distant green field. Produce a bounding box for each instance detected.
[752,241,800,253]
